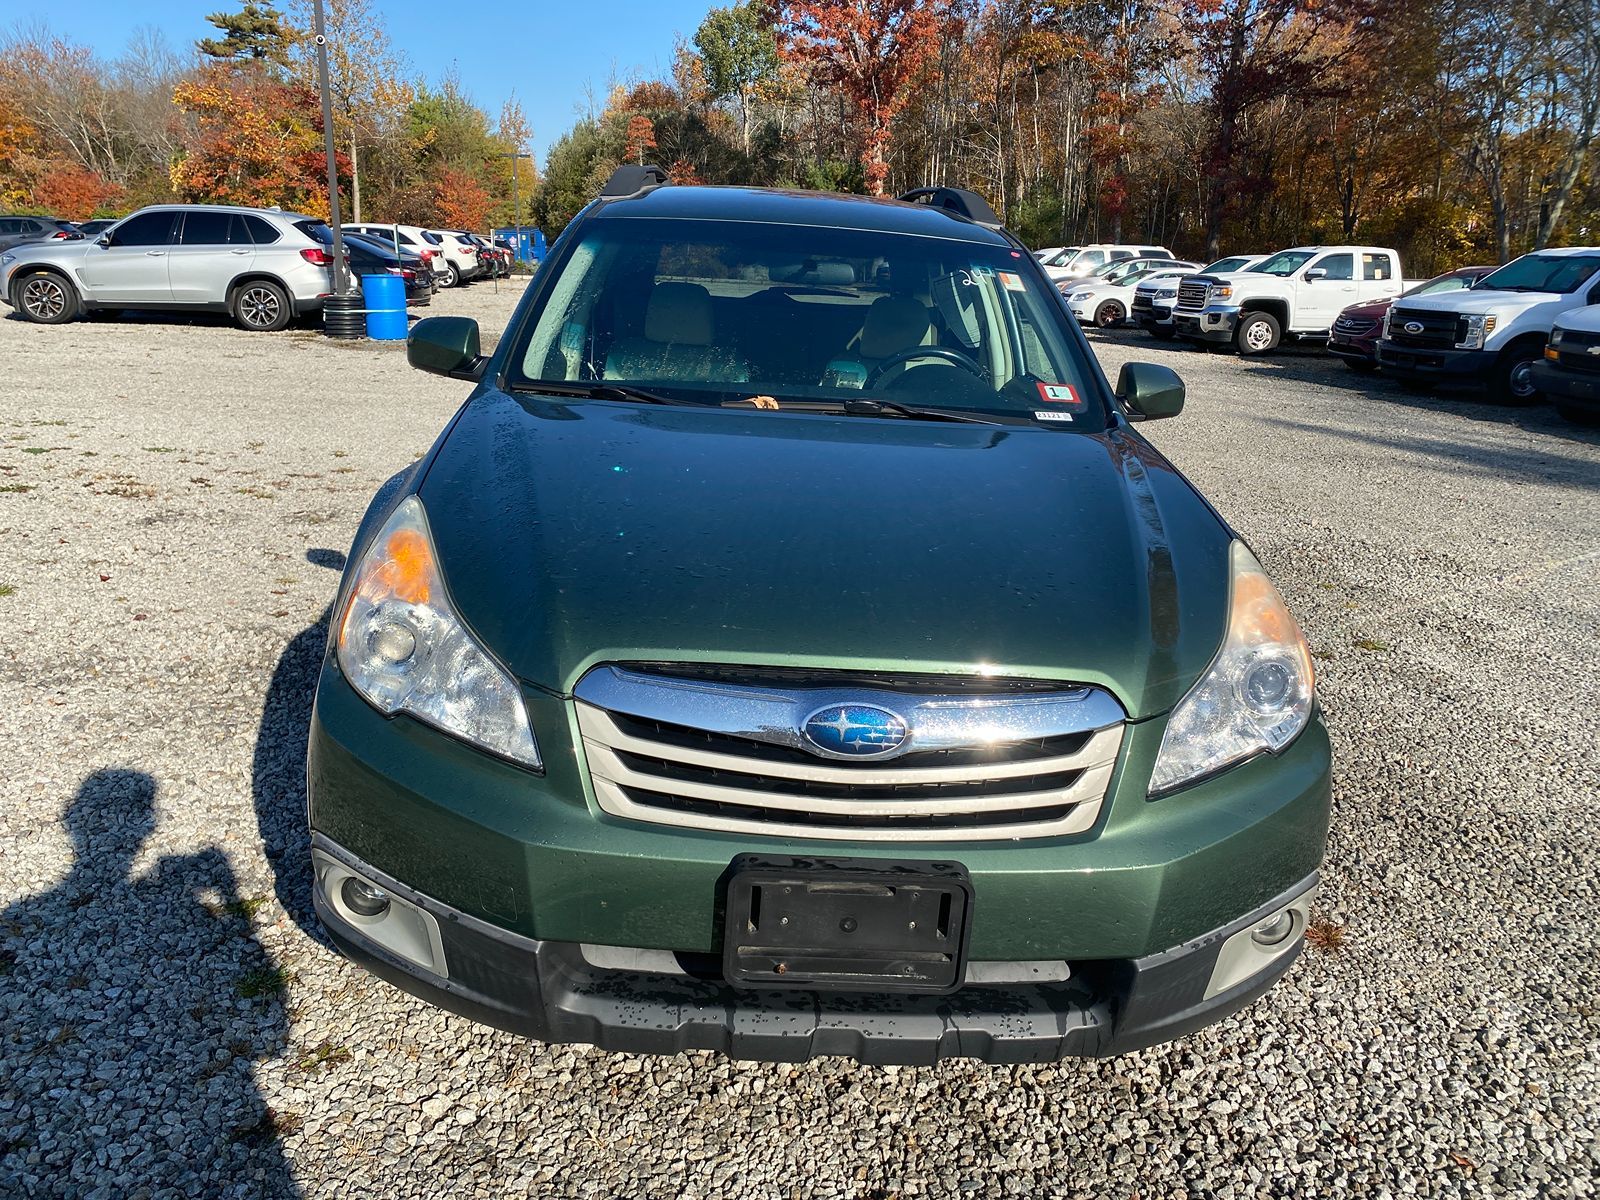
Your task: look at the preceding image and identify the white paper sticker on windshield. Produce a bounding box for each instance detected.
[998,271,1027,292]
[1034,410,1074,422]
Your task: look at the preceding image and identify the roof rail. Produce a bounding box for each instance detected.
[602,163,669,199]
[897,186,1002,229]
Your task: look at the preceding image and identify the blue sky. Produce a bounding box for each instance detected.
[15,0,715,163]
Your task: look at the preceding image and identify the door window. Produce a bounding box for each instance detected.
[1360,254,1392,281]
[109,212,177,247]
[179,211,242,245]
[1315,254,1353,281]
[0,219,19,234]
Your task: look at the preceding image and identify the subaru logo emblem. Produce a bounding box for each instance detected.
[801,704,909,759]
[1404,321,1424,335]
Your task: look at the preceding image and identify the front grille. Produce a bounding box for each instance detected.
[1557,330,1600,374]
[1333,315,1377,335]
[573,666,1125,841]
[1175,279,1210,312]
[1131,293,1154,312]
[1386,307,1458,349]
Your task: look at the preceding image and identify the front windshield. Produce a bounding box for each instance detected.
[1252,251,1316,277]
[1204,257,1250,274]
[1408,272,1474,297]
[509,216,1107,426]
[1477,254,1600,294]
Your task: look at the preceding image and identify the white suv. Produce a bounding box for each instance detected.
[343,224,458,285]
[425,230,486,286]
[1,204,336,330]
[1041,243,1174,284]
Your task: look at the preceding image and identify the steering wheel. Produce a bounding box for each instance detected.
[864,346,986,389]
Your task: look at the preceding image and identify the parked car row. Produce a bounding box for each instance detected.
[1048,237,1600,425]
[0,204,512,332]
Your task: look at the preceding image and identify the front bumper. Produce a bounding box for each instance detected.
[1173,306,1239,344]
[1532,361,1600,412]
[1326,333,1378,363]
[1375,340,1492,381]
[314,832,1319,1064]
[1133,304,1175,330]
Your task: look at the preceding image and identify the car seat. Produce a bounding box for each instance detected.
[603,282,749,384]
[822,295,934,388]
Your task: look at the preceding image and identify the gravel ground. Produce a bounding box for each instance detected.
[1,288,1597,1199]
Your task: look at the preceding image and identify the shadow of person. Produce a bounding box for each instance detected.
[252,548,344,937]
[0,769,300,1197]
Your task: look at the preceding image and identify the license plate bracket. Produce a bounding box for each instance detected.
[722,855,972,994]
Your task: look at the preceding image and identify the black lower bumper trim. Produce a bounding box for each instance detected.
[311,834,1314,1065]
[1376,341,1491,380]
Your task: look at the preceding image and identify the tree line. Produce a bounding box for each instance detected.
[0,0,536,231]
[536,0,1599,272]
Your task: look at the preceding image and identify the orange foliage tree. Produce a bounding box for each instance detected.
[170,63,337,212]
[34,165,123,219]
[778,0,945,194]
[432,166,491,229]
[624,115,658,164]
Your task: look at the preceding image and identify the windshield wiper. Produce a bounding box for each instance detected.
[511,381,702,407]
[839,397,1010,425]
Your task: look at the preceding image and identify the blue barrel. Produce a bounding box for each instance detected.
[360,273,407,340]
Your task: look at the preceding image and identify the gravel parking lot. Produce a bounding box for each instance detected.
[2,288,1597,1199]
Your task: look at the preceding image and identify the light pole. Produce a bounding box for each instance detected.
[498,150,533,264]
[313,0,351,295]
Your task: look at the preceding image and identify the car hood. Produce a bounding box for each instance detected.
[1339,297,1393,320]
[1395,288,1561,316]
[413,392,1233,719]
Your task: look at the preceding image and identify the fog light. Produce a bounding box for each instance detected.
[1250,910,1297,947]
[341,876,390,918]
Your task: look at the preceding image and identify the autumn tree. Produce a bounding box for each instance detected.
[433,166,491,228]
[1177,0,1367,256]
[624,115,658,164]
[170,62,334,211]
[34,165,122,219]
[287,0,412,223]
[778,0,946,194]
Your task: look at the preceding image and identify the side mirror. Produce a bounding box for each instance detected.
[407,316,485,381]
[1303,267,1327,282]
[1116,362,1185,421]
[96,235,112,247]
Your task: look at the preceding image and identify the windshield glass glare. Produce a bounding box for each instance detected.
[1252,251,1316,277]
[1478,254,1600,294]
[511,218,1108,426]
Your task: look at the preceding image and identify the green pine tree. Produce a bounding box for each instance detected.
[197,2,294,67]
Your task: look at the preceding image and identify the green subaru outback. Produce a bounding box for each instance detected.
[306,167,1331,1065]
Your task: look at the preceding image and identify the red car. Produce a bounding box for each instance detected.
[1327,266,1496,371]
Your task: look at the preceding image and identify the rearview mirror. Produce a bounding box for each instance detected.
[1116,362,1185,421]
[1304,267,1327,282]
[407,316,484,381]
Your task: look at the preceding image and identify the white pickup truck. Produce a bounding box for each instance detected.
[1377,247,1600,402]
[1171,245,1406,355]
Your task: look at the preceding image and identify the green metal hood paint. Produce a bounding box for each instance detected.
[416,390,1233,718]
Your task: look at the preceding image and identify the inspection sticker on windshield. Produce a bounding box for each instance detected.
[1033,410,1074,422]
[1037,382,1082,405]
[998,271,1027,292]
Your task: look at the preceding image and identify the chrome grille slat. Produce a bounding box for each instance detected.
[1176,279,1209,312]
[571,666,1127,841]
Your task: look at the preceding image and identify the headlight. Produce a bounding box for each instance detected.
[1157,289,1178,299]
[1549,328,1564,346]
[0,253,14,266]
[336,495,542,770]
[1455,313,1497,349]
[1149,541,1314,796]
[1072,290,1095,301]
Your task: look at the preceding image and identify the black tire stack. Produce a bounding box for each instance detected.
[322,293,365,340]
